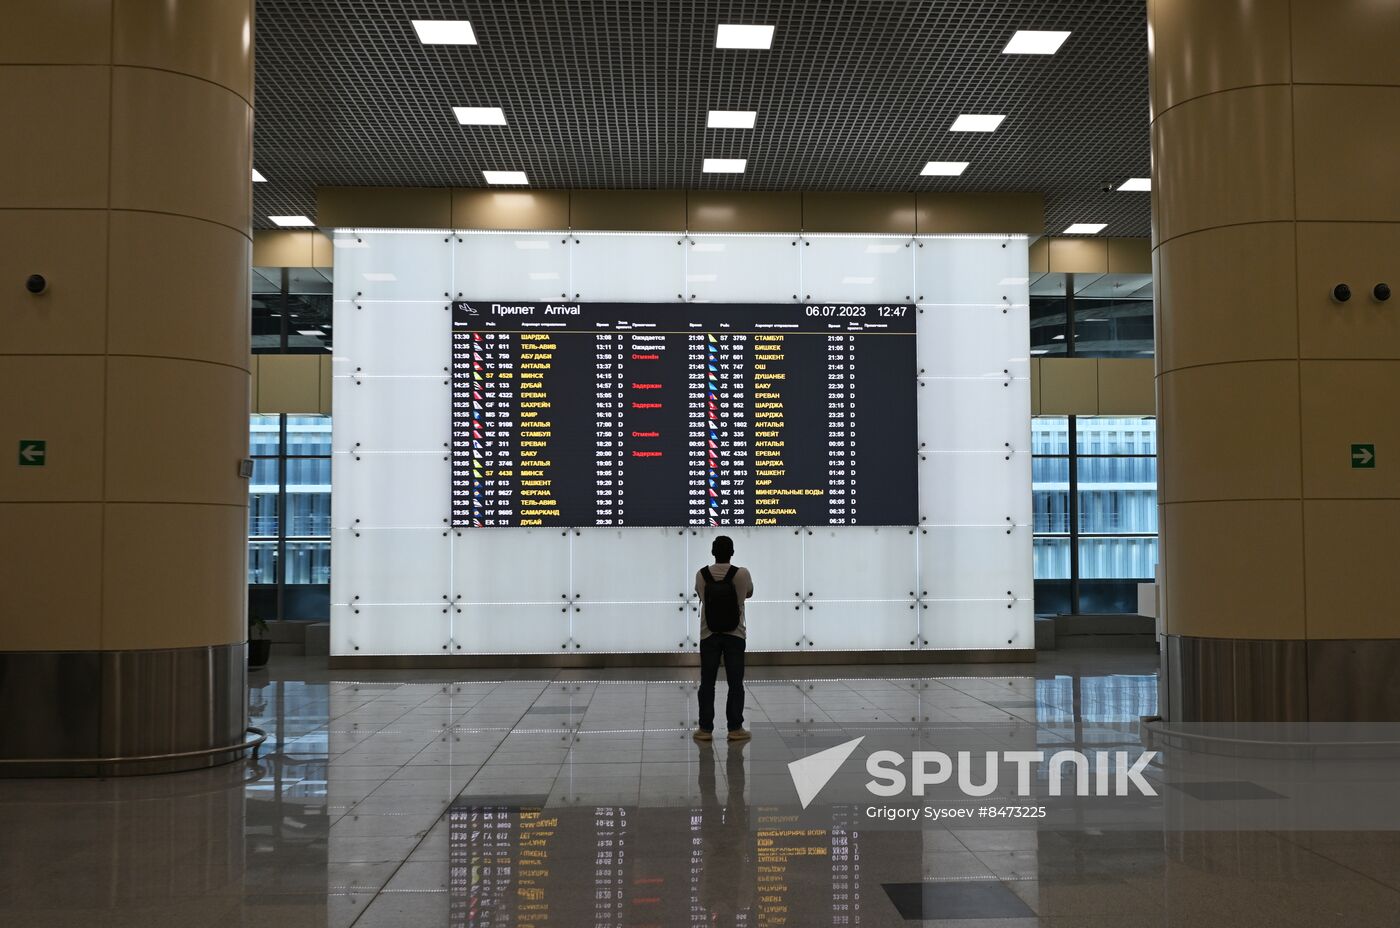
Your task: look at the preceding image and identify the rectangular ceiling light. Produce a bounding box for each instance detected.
[703,158,747,173]
[296,329,324,337]
[269,215,314,227]
[707,110,757,129]
[412,20,477,44]
[454,106,506,125]
[483,170,528,185]
[950,114,1005,132]
[1003,30,1071,54]
[1117,177,1151,191]
[1063,223,1107,234]
[716,24,774,49]
[921,161,969,176]
[252,169,267,182]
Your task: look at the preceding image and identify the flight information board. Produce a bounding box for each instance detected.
[450,301,917,527]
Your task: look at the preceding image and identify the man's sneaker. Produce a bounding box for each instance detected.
[693,728,713,741]
[727,728,752,741]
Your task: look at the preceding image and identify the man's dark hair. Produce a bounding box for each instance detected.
[712,535,735,561]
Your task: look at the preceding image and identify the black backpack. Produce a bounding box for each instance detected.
[702,566,742,633]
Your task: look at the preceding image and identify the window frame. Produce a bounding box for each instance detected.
[1033,414,1158,613]
[249,413,332,619]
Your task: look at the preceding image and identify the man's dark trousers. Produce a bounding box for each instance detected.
[698,632,746,732]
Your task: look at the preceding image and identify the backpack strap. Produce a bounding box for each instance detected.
[723,566,739,582]
[701,567,715,586]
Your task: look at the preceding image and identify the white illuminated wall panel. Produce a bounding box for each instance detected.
[804,526,918,602]
[331,453,449,530]
[570,233,685,301]
[330,229,1032,657]
[802,235,915,303]
[331,528,450,605]
[687,234,800,303]
[331,377,447,454]
[573,527,689,605]
[454,231,571,301]
[917,302,1030,380]
[807,602,921,651]
[331,604,451,656]
[452,528,571,605]
[919,526,1033,601]
[335,230,453,301]
[332,300,449,378]
[919,377,1031,452]
[744,605,806,653]
[457,605,572,654]
[918,452,1033,527]
[915,235,1033,651]
[573,604,690,653]
[715,527,804,609]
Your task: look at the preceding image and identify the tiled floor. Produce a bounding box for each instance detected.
[3,649,1400,926]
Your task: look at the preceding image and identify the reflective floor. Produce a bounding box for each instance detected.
[3,649,1400,926]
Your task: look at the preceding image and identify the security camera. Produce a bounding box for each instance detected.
[1375,283,1392,303]
[25,274,47,295]
[1332,283,1351,304]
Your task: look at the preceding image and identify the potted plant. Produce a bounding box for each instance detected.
[248,616,272,669]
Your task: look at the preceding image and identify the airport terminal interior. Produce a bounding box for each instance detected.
[4,1,1400,925]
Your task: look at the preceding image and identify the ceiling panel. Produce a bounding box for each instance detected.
[252,0,1150,235]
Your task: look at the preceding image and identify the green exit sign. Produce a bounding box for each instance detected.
[1351,443,1376,469]
[18,440,46,466]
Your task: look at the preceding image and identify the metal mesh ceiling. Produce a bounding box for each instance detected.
[253,0,1150,235]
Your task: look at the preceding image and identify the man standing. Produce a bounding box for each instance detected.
[694,535,754,741]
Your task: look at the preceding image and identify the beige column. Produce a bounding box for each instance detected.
[1151,0,1400,720]
[0,0,254,773]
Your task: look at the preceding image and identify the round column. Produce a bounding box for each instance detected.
[0,0,254,774]
[1151,0,1400,720]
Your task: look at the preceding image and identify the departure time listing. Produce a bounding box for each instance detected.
[450,301,917,528]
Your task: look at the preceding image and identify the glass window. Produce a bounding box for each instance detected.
[1075,417,1157,455]
[1078,537,1160,580]
[1078,486,1158,534]
[248,414,333,610]
[1033,457,1069,534]
[248,458,280,539]
[248,540,278,585]
[1030,274,1068,358]
[251,268,333,354]
[1033,415,1159,610]
[251,269,282,354]
[249,414,281,455]
[1031,416,1071,551]
[285,540,331,584]
[1031,417,1070,455]
[286,416,333,455]
[1072,298,1154,359]
[1031,273,1154,359]
[1034,537,1070,580]
[286,463,331,539]
[283,292,333,355]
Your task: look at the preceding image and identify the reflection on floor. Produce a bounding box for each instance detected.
[2,650,1400,926]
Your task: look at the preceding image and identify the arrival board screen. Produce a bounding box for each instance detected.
[450,301,918,527]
